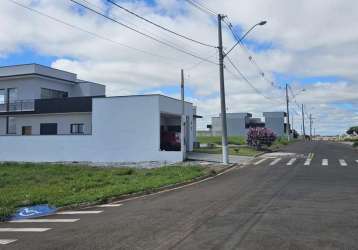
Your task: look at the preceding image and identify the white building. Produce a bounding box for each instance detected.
[0,64,197,163]
[209,112,287,137]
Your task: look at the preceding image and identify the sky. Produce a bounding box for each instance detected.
[0,0,357,135]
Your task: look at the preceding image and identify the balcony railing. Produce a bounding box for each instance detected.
[0,97,93,114]
[0,100,35,113]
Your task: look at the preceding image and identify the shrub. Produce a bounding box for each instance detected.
[353,141,358,148]
[347,126,358,135]
[247,128,277,150]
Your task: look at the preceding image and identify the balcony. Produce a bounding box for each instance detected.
[0,97,93,115]
[0,100,35,113]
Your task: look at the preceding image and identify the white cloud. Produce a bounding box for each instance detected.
[0,0,357,135]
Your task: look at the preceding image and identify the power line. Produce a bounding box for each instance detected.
[184,50,218,71]
[7,0,173,61]
[71,0,218,65]
[184,0,217,16]
[79,0,191,50]
[226,56,284,104]
[106,0,217,48]
[224,20,282,91]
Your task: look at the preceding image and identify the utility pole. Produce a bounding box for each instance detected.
[291,114,294,137]
[217,14,229,164]
[181,69,186,160]
[302,104,306,140]
[285,84,290,141]
[309,113,313,139]
[291,114,294,132]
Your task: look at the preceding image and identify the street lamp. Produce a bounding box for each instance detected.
[217,17,267,164]
[225,21,267,57]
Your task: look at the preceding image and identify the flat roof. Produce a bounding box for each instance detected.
[100,94,193,105]
[0,63,77,83]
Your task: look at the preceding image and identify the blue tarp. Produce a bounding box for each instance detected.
[12,204,57,220]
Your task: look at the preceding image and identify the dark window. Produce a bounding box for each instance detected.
[40,123,58,135]
[6,116,16,134]
[7,88,18,111]
[71,124,84,134]
[41,88,68,99]
[22,126,32,135]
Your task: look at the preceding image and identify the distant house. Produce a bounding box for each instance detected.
[208,112,288,137]
[0,64,198,163]
[263,112,287,137]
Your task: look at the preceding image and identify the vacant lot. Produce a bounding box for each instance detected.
[0,163,206,220]
[196,135,246,145]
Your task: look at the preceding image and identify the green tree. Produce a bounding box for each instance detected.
[347,126,358,135]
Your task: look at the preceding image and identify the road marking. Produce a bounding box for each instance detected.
[0,228,51,232]
[304,158,312,166]
[286,158,297,166]
[10,219,79,223]
[339,159,348,166]
[254,158,267,165]
[356,160,358,164]
[304,153,314,166]
[322,159,328,166]
[0,239,17,245]
[56,211,103,215]
[98,204,123,208]
[270,158,281,166]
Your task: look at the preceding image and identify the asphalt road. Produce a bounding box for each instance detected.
[1,140,358,250]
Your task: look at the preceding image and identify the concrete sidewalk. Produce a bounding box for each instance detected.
[186,152,254,164]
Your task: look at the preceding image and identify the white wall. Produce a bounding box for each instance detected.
[72,82,105,97]
[0,77,75,100]
[0,113,91,135]
[0,95,187,163]
[0,77,106,100]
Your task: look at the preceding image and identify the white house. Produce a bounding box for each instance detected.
[0,64,197,163]
[209,112,287,137]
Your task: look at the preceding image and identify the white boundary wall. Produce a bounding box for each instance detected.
[0,95,194,163]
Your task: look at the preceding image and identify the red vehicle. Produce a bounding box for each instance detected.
[161,131,181,151]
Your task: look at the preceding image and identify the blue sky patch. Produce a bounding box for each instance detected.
[0,47,57,67]
[273,72,341,86]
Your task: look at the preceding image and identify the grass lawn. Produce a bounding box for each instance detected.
[194,146,260,157]
[196,136,246,145]
[0,163,206,220]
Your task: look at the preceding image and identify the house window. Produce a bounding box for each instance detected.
[22,126,32,135]
[41,88,68,99]
[0,89,5,104]
[71,124,84,134]
[6,116,16,134]
[7,88,18,111]
[0,89,5,112]
[40,123,58,135]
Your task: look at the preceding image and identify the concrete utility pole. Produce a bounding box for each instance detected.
[285,84,290,141]
[302,104,306,139]
[217,14,229,165]
[181,69,186,159]
[309,113,313,139]
[291,115,294,134]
